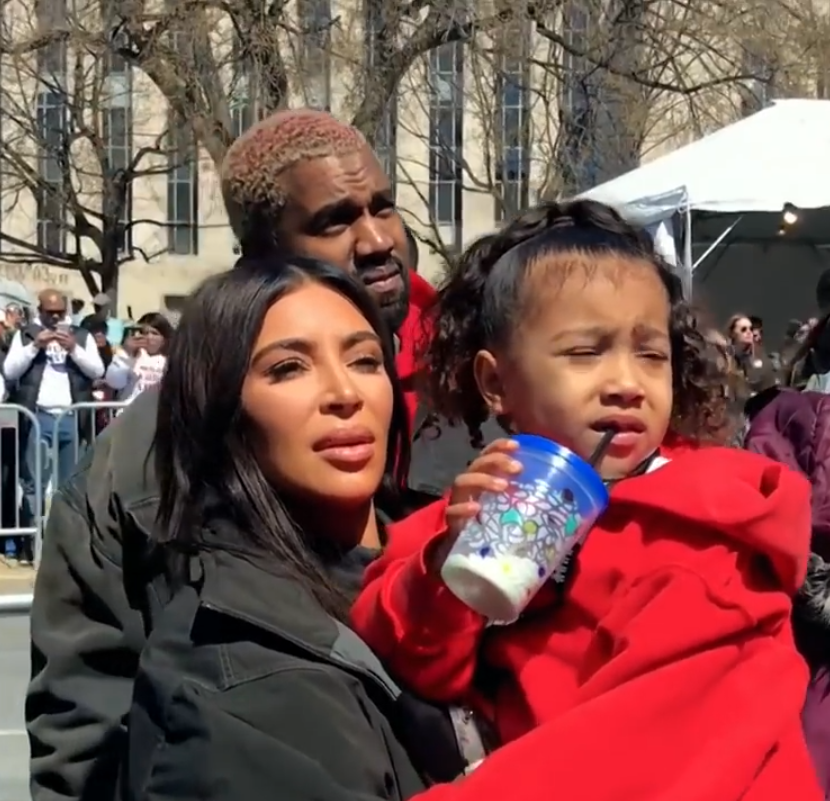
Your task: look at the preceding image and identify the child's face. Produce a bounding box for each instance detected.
[475,254,673,480]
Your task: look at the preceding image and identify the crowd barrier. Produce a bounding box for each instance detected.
[0,400,130,613]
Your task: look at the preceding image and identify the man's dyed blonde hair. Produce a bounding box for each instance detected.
[221,109,366,249]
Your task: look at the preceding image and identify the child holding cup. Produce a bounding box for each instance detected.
[352,201,821,800]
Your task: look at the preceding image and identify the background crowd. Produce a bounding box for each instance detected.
[0,296,173,561]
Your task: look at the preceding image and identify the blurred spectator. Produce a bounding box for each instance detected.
[4,303,24,331]
[81,315,116,435]
[727,312,780,399]
[750,315,764,345]
[92,292,125,347]
[70,299,85,326]
[3,289,104,514]
[787,270,830,390]
[105,312,172,404]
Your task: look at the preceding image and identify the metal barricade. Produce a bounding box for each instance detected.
[49,401,131,498]
[0,400,132,613]
[0,404,43,612]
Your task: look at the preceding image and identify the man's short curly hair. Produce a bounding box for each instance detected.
[221,109,366,251]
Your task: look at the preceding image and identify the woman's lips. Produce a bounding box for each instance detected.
[318,442,376,468]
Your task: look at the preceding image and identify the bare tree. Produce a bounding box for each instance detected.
[389,0,800,270]
[0,0,529,293]
[95,0,518,165]
[0,0,199,301]
[0,0,804,289]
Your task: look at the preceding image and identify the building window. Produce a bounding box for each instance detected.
[559,0,598,193]
[495,21,531,221]
[230,32,255,139]
[741,47,775,117]
[298,0,331,109]
[166,124,199,255]
[36,90,67,253]
[365,0,397,194]
[36,0,68,253]
[428,41,464,244]
[102,15,133,256]
[36,0,67,80]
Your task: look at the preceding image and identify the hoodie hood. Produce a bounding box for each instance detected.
[611,447,812,593]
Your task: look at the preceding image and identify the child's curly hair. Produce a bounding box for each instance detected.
[421,199,729,447]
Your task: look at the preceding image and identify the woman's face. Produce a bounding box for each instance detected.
[730,316,754,346]
[241,281,393,510]
[142,326,166,355]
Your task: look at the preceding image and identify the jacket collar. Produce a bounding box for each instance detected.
[191,528,400,698]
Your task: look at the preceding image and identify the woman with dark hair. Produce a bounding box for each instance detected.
[105,311,173,403]
[122,256,475,801]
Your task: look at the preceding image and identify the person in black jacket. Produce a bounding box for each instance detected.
[122,258,478,801]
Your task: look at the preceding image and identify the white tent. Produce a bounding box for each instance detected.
[579,99,830,340]
[582,99,830,215]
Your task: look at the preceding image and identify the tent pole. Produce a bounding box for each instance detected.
[683,204,693,299]
[691,216,744,271]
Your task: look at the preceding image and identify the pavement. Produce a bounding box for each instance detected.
[0,562,34,800]
[0,561,34,596]
[0,611,30,801]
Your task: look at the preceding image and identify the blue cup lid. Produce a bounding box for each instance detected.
[511,434,608,506]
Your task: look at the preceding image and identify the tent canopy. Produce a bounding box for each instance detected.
[580,99,830,217]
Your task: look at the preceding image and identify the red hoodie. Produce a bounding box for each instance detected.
[353,446,821,800]
[396,271,435,429]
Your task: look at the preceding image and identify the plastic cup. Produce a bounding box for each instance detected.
[440,434,610,624]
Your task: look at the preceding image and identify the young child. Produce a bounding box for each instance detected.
[352,200,821,800]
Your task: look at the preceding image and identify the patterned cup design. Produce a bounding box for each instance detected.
[452,477,592,583]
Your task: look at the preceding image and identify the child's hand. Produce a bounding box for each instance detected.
[427,439,522,574]
[446,438,522,540]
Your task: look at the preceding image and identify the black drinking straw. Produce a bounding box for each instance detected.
[588,428,617,468]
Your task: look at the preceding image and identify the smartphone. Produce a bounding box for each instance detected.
[56,322,71,335]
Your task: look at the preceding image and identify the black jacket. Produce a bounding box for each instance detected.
[27,390,480,801]
[122,538,469,801]
[28,389,171,801]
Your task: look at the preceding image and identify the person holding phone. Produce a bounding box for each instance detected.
[104,312,172,404]
[2,289,104,517]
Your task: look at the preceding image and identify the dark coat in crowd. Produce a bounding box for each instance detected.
[744,390,830,797]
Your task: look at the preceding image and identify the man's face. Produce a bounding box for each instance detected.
[277,145,411,333]
[39,296,67,328]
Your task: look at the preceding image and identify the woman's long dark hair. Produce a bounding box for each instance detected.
[154,256,411,617]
